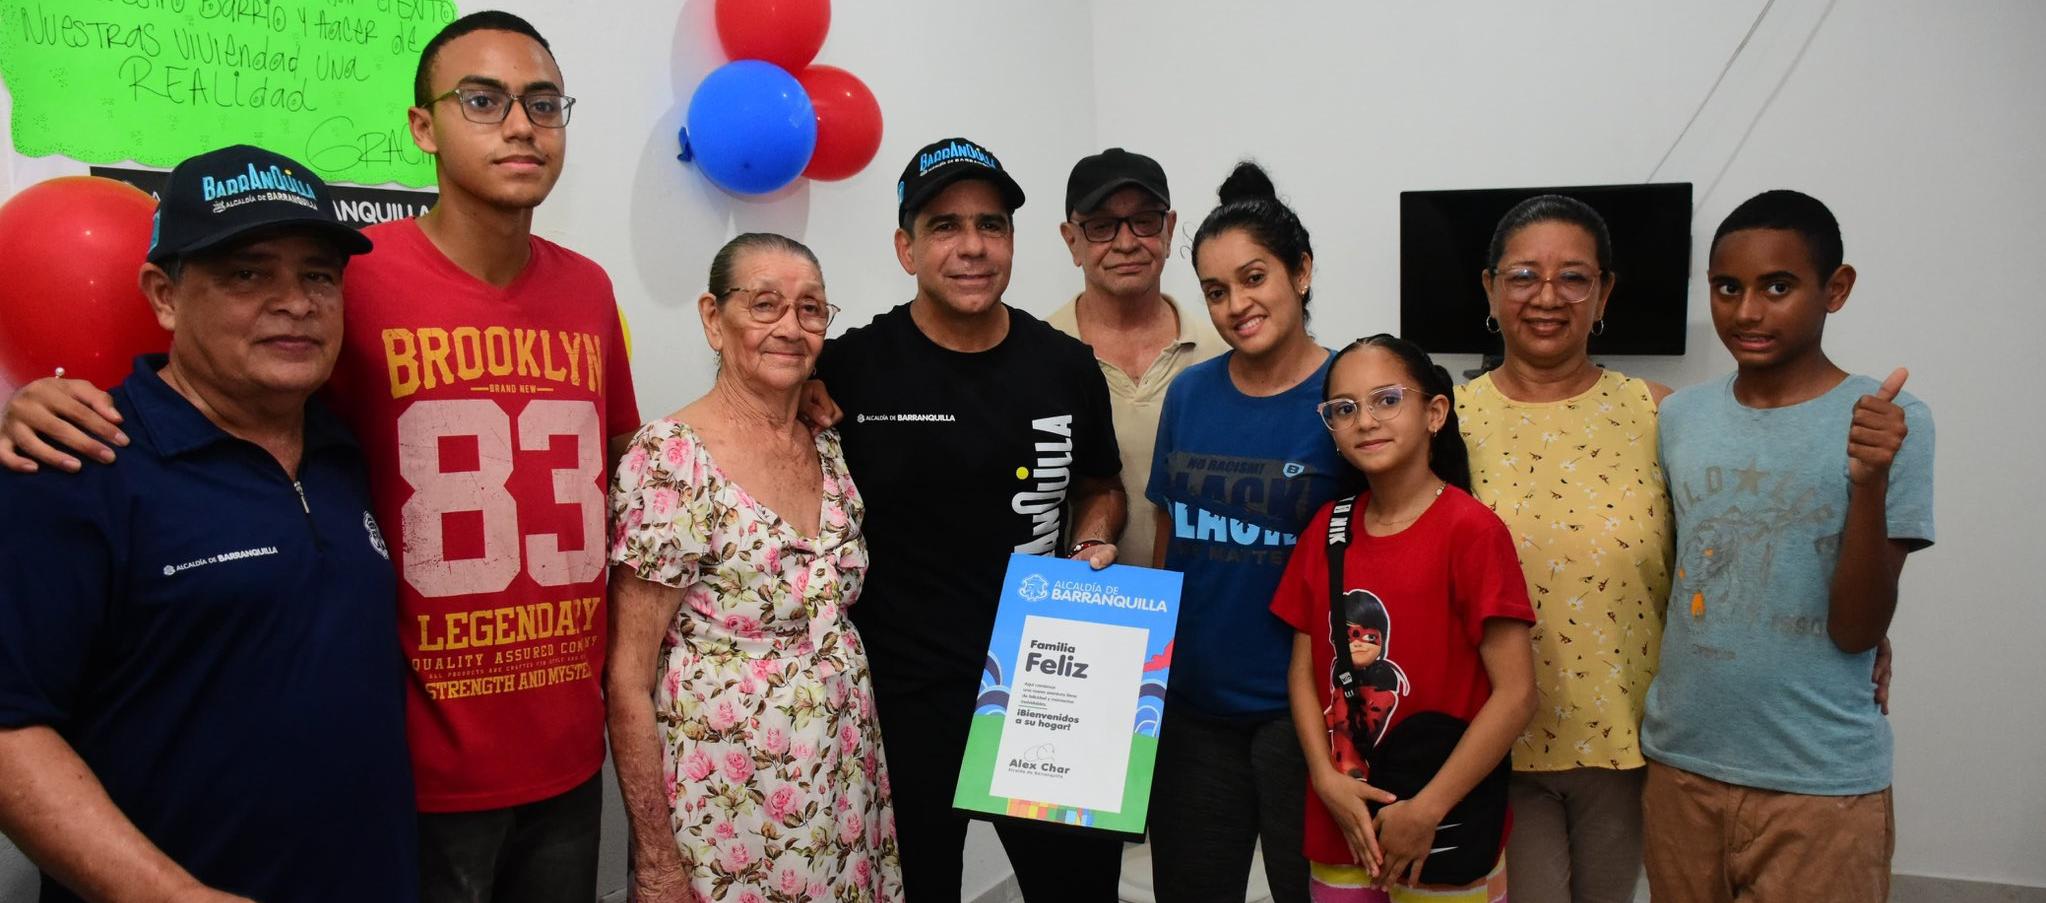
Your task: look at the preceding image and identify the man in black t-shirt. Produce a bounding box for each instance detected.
[815,137,1127,902]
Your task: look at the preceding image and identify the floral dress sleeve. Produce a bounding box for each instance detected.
[608,421,712,589]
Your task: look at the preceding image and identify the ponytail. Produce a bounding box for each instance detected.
[1325,335,1471,493]
[1425,361,1473,493]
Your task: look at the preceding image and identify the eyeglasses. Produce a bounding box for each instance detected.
[1491,266,1602,303]
[1316,385,1420,430]
[426,87,576,128]
[720,287,839,334]
[1069,210,1168,243]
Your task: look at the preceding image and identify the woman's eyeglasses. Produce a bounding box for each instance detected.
[721,288,839,334]
[1491,266,1602,304]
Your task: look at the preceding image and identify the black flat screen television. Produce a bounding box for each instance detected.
[1400,182,1692,356]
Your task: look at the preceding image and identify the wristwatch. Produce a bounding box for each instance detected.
[1068,539,1111,556]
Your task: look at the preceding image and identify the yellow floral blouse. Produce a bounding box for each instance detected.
[1456,370,1673,771]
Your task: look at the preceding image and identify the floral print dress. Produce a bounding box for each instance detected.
[610,420,902,902]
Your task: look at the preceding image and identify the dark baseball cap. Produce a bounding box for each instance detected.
[1066,148,1169,216]
[896,137,1026,227]
[146,144,372,265]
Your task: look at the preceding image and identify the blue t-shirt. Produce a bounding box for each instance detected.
[1146,351,1349,718]
[1643,373,1934,795]
[0,357,418,902]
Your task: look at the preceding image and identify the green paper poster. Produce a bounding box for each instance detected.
[0,0,459,187]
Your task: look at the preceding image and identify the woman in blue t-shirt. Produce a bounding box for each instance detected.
[1144,162,1356,903]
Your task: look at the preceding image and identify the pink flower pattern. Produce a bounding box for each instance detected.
[766,784,801,824]
[609,421,901,901]
[760,726,789,757]
[681,749,716,783]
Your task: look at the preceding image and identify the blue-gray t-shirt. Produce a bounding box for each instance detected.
[1643,373,1934,795]
[1146,352,1349,719]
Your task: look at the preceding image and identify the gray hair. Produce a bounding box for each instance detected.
[708,233,822,298]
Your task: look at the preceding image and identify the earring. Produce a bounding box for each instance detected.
[1591,319,1607,336]
[1483,315,1500,334]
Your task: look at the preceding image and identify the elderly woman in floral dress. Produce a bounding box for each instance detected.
[607,233,901,903]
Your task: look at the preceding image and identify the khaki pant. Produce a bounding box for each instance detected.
[1642,761,1892,903]
[1505,767,1645,903]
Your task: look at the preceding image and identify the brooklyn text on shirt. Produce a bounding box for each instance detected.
[381,325,609,398]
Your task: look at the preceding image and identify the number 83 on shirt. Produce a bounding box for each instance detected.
[397,398,606,598]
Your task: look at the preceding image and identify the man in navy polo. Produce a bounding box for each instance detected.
[0,146,417,902]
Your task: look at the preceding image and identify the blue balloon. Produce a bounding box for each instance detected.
[681,60,817,195]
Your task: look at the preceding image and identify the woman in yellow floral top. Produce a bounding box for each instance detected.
[1455,196,1673,903]
[606,234,902,903]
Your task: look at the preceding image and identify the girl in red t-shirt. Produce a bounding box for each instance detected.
[1272,335,1537,902]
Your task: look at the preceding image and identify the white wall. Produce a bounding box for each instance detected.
[1091,0,2046,888]
[5,0,2044,895]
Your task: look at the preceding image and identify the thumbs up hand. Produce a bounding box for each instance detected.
[1848,368,1910,486]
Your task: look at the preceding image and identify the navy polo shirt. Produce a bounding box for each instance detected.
[0,356,417,902]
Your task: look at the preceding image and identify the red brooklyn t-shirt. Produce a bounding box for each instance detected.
[327,219,640,811]
[1269,487,1534,866]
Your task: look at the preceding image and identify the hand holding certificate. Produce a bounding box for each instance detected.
[953,553,1183,836]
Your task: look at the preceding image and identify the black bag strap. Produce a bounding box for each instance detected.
[1325,495,1371,745]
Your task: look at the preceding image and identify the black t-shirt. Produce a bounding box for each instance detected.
[819,302,1119,692]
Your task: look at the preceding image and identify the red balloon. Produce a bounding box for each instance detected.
[0,177,163,389]
[798,65,882,181]
[715,0,831,71]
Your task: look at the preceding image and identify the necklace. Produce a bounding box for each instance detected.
[1368,480,1446,527]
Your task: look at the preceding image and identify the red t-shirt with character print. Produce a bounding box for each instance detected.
[1270,486,1534,866]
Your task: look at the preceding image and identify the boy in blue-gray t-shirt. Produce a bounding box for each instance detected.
[1642,190,1933,903]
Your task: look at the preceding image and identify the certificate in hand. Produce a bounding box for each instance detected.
[952,553,1183,836]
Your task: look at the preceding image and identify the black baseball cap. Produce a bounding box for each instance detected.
[1066,147,1169,216]
[896,137,1026,228]
[146,144,372,265]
